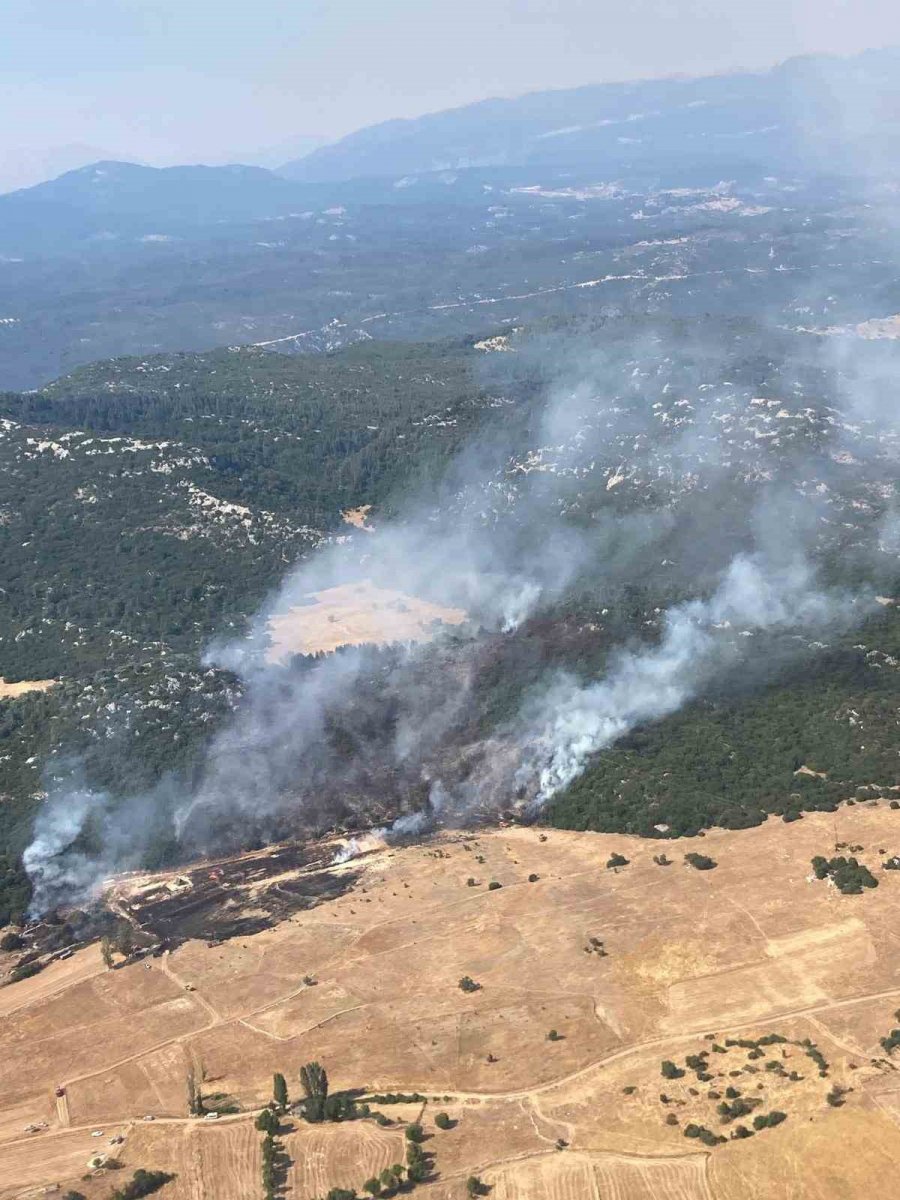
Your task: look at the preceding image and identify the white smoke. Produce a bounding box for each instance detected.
[23,785,114,913]
[20,318,898,912]
[517,553,865,806]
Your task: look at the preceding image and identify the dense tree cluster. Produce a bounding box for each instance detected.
[811,856,879,894]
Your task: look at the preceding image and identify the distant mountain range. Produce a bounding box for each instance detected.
[3,47,900,391]
[280,48,900,183]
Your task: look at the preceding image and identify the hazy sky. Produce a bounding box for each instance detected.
[3,0,900,189]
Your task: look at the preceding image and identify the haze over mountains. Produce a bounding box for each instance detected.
[0,48,899,393]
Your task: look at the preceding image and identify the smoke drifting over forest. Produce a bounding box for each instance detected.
[22,318,898,913]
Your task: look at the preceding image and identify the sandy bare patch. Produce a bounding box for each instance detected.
[342,504,374,531]
[266,579,467,661]
[0,677,56,699]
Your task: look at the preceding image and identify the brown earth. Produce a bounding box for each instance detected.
[266,579,467,661]
[4,805,900,1199]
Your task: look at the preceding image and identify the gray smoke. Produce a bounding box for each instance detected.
[22,317,899,913]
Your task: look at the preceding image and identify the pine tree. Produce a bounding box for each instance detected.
[273,1071,288,1109]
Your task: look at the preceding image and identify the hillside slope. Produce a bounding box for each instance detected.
[282,49,900,183]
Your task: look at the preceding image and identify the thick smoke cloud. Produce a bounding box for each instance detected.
[23,319,898,914]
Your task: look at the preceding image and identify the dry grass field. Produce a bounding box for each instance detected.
[5,805,900,1199]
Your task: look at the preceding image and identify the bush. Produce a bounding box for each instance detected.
[528,874,539,882]
[547,1029,562,1041]
[661,1060,685,1079]
[606,853,629,869]
[8,960,43,983]
[109,1170,175,1200]
[434,1111,453,1130]
[752,1111,787,1130]
[459,975,481,993]
[684,853,717,871]
[487,881,502,891]
[255,1108,280,1135]
[0,932,24,952]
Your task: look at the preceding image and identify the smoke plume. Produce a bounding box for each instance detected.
[22,317,899,913]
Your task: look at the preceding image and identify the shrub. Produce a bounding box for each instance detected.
[661,1060,685,1080]
[547,1029,562,1041]
[434,1112,453,1130]
[487,881,502,890]
[255,1108,280,1135]
[606,853,629,869]
[528,873,539,882]
[9,960,43,983]
[0,932,24,952]
[459,975,481,993]
[684,853,717,870]
[109,1170,175,1200]
[752,1111,787,1130]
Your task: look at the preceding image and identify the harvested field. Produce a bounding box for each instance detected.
[285,1122,403,1196]
[6,807,900,1198]
[485,1151,713,1200]
[266,579,466,661]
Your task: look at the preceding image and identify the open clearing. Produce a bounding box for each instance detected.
[5,806,900,1198]
[266,579,467,661]
[0,677,55,699]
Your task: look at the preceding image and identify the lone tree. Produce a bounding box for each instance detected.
[101,935,114,970]
[273,1071,289,1109]
[186,1066,204,1117]
[255,1108,280,1135]
[300,1060,328,1121]
[300,1061,328,1101]
[116,922,134,958]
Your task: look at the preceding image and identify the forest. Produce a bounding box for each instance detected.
[0,317,898,920]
